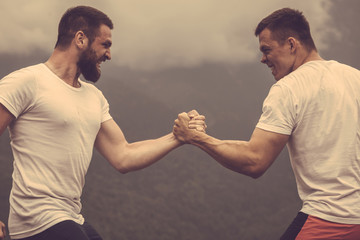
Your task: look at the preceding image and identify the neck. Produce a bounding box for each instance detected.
[45,49,81,88]
[293,49,323,72]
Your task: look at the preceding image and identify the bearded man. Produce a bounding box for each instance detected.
[0,6,205,240]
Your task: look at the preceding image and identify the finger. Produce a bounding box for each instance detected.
[174,119,179,126]
[189,124,206,131]
[187,109,199,118]
[192,115,205,120]
[189,123,207,133]
[188,120,206,127]
[188,124,206,132]
[178,112,190,121]
[189,118,205,124]
[196,126,206,132]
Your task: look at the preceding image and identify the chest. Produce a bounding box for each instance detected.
[17,81,103,138]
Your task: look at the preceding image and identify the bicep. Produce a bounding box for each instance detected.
[0,103,14,136]
[95,119,128,164]
[249,127,289,172]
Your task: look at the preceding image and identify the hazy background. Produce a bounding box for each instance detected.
[0,0,359,239]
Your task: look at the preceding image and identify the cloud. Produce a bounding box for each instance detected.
[0,0,339,70]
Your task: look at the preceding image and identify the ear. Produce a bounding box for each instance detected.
[74,31,89,50]
[287,37,296,53]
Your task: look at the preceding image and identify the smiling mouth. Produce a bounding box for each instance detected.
[267,65,275,74]
[97,59,105,67]
[97,58,106,66]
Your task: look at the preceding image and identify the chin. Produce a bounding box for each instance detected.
[272,73,280,81]
[83,72,101,83]
[81,66,101,83]
[273,72,287,81]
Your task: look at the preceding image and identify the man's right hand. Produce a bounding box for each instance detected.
[173,110,207,144]
[0,221,6,240]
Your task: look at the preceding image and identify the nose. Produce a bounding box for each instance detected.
[260,54,267,64]
[105,50,111,61]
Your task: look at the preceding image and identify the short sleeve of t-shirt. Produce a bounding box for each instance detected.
[98,88,112,123]
[256,83,296,135]
[80,79,112,124]
[0,68,37,118]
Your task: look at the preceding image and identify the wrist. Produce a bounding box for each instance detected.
[169,132,185,147]
[188,130,208,146]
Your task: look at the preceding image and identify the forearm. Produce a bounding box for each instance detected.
[174,113,287,178]
[189,132,263,178]
[113,133,182,173]
[96,119,183,174]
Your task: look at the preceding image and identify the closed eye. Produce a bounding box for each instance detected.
[102,41,112,48]
[260,47,270,54]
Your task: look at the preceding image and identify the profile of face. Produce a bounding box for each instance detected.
[258,28,295,81]
[78,24,112,83]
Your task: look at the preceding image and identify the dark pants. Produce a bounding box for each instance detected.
[13,220,102,240]
[280,212,309,240]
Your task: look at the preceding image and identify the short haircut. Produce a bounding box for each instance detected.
[255,8,317,52]
[55,6,113,49]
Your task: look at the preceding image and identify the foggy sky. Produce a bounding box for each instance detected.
[1,0,340,70]
[1,1,359,239]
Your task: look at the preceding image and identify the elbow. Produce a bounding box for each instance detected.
[243,157,267,179]
[247,168,266,179]
[117,167,130,174]
[113,159,131,174]
[110,150,133,174]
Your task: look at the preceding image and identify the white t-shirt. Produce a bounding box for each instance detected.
[0,64,112,238]
[256,60,360,224]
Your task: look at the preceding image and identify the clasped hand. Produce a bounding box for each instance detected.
[173,110,207,143]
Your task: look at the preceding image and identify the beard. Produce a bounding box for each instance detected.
[78,47,101,83]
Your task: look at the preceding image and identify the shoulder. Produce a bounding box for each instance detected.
[328,61,360,77]
[8,63,45,76]
[0,64,45,88]
[2,63,45,80]
[292,60,359,77]
[276,60,332,91]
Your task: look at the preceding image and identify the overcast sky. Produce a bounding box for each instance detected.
[0,1,359,239]
[1,0,340,70]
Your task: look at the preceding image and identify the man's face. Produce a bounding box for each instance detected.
[258,28,295,81]
[78,24,112,83]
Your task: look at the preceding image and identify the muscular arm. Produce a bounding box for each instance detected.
[95,119,183,174]
[174,113,289,178]
[0,103,14,136]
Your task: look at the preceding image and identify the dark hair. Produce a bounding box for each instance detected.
[55,6,113,49]
[255,8,316,52]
